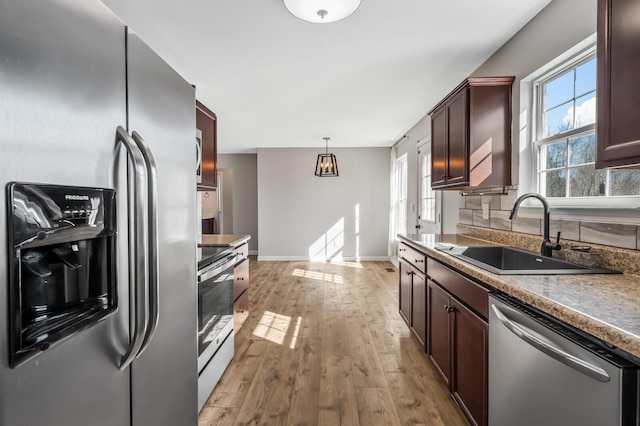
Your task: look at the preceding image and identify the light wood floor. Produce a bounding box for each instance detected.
[198,259,468,426]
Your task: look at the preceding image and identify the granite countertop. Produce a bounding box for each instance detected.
[199,234,251,248]
[398,233,640,360]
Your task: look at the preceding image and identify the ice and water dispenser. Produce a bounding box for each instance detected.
[7,182,117,366]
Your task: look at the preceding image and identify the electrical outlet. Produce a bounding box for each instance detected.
[482,203,490,220]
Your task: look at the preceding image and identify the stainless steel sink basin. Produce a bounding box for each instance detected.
[449,246,620,275]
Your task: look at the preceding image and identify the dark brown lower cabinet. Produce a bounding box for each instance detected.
[428,280,488,426]
[427,280,452,387]
[399,258,427,349]
[399,259,412,326]
[451,299,488,426]
[410,272,427,349]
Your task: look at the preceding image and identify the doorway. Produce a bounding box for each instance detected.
[417,138,441,234]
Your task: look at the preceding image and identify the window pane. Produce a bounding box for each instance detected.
[575,58,596,97]
[544,70,574,110]
[610,170,640,196]
[427,199,435,221]
[544,101,574,136]
[569,133,595,165]
[569,166,605,197]
[544,141,567,169]
[574,92,596,127]
[543,169,567,197]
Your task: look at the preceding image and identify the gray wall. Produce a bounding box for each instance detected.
[257,148,390,260]
[454,0,640,251]
[470,0,597,186]
[217,154,258,253]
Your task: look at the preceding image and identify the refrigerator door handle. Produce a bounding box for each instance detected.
[131,130,160,357]
[491,303,610,382]
[116,126,150,371]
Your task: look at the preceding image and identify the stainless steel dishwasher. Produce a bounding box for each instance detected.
[489,293,639,426]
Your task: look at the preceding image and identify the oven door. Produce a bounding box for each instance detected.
[197,258,234,373]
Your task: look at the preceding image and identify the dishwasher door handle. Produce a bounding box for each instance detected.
[491,303,610,383]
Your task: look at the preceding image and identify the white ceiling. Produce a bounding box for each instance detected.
[101,0,551,153]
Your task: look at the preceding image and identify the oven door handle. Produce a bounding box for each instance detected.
[198,255,237,283]
[116,126,149,371]
[131,130,160,358]
[491,303,610,382]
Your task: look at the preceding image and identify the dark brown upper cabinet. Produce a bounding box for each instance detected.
[428,77,514,189]
[596,0,640,169]
[196,100,217,189]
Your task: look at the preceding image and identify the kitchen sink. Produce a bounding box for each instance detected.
[447,246,620,275]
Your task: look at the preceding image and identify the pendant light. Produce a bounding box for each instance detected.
[315,137,339,177]
[283,0,361,24]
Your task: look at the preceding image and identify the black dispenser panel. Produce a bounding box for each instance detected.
[7,182,118,367]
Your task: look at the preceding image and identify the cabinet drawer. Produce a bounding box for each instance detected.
[234,257,249,300]
[398,243,427,274]
[235,242,249,263]
[234,290,249,332]
[427,257,489,319]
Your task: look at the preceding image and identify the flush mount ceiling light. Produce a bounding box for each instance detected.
[315,137,339,177]
[283,0,361,24]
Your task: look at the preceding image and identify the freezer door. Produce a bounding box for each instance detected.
[0,1,131,425]
[126,30,199,425]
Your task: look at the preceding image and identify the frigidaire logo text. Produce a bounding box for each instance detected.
[65,195,89,201]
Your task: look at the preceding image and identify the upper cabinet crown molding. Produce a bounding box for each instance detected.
[429,76,515,190]
[595,0,640,169]
[196,100,218,189]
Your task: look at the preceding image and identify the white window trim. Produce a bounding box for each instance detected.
[518,33,640,222]
[417,139,436,224]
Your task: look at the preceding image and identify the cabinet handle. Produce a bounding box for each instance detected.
[415,259,424,263]
[406,271,413,276]
[237,277,244,280]
[440,174,446,180]
[399,248,405,252]
[443,305,454,313]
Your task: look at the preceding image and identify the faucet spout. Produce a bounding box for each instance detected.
[509,193,561,257]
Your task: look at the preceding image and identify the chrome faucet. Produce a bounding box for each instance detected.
[509,193,561,257]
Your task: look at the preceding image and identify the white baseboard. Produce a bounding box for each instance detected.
[249,250,258,256]
[256,256,391,262]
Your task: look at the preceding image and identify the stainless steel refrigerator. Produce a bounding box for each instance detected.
[0,0,198,424]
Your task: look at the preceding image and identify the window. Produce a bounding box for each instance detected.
[393,154,408,235]
[534,50,640,201]
[419,147,435,222]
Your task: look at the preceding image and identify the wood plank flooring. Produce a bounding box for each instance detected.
[199,259,468,426]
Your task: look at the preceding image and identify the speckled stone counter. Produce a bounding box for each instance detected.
[199,234,250,248]
[398,233,640,360]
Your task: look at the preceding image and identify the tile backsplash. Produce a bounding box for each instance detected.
[458,189,640,250]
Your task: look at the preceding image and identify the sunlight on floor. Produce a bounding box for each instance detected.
[252,311,303,348]
[252,311,291,345]
[289,316,302,349]
[326,260,363,269]
[292,268,344,284]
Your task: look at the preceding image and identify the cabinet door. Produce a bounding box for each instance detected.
[427,281,451,388]
[234,257,249,300]
[411,272,427,349]
[446,89,468,185]
[399,259,412,327]
[451,299,488,426]
[431,106,448,187]
[196,100,217,188]
[596,0,640,168]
